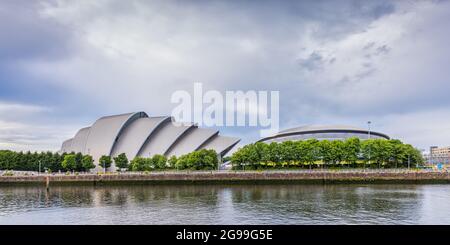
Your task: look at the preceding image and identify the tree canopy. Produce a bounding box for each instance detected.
[113,153,129,170]
[231,138,424,170]
[0,150,96,172]
[99,155,112,170]
[129,149,218,171]
[62,154,77,171]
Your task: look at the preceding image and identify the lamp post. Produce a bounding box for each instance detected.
[408,154,411,170]
[367,121,372,169]
[38,160,41,176]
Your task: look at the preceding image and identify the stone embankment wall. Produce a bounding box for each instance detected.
[1,170,450,185]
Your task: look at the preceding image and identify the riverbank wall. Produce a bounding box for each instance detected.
[1,170,450,186]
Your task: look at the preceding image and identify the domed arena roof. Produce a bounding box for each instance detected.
[279,125,367,134]
[259,124,389,143]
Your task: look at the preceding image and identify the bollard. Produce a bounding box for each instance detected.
[46,176,50,191]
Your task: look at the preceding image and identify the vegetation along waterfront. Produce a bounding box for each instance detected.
[0,149,219,173]
[0,137,423,175]
[231,138,423,170]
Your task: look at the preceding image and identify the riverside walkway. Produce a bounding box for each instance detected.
[1,169,449,185]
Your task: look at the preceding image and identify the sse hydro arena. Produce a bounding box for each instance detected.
[259,125,390,143]
[61,112,240,170]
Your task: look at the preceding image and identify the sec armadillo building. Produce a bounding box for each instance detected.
[61,112,240,170]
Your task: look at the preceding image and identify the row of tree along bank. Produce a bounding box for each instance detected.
[230,138,424,170]
[0,151,72,172]
[0,149,219,173]
[0,138,424,173]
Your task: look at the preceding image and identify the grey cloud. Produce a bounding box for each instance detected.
[362,62,372,68]
[363,42,376,50]
[298,51,339,71]
[375,45,390,55]
[362,42,390,57]
[354,68,376,81]
[298,52,324,71]
[353,0,396,19]
[0,1,74,61]
[0,0,449,150]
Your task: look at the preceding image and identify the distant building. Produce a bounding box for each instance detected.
[424,146,450,165]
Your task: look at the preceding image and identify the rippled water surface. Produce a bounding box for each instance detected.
[1,184,450,224]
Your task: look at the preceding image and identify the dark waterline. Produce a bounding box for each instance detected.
[0,184,449,224]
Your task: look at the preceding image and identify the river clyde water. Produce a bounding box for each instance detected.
[0,184,449,224]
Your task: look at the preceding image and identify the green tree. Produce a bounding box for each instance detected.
[319,140,333,166]
[168,155,178,169]
[62,154,77,171]
[198,149,219,170]
[331,140,345,167]
[373,139,393,168]
[129,157,155,171]
[342,137,361,167]
[175,154,188,170]
[130,157,146,171]
[74,152,83,171]
[303,139,320,169]
[174,149,218,170]
[114,153,129,170]
[99,155,112,172]
[81,155,95,171]
[0,150,16,170]
[231,137,422,170]
[41,151,54,172]
[52,152,64,172]
[404,144,424,168]
[361,139,374,168]
[152,154,167,169]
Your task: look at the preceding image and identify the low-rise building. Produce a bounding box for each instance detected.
[424,146,450,165]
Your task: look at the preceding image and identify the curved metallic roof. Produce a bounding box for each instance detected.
[60,112,241,170]
[165,128,219,157]
[84,112,148,162]
[137,120,196,157]
[260,124,389,142]
[111,116,171,159]
[61,138,73,153]
[70,127,91,153]
[200,135,240,157]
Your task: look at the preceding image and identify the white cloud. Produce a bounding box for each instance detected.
[0,101,50,115]
[0,101,81,151]
[378,108,450,151]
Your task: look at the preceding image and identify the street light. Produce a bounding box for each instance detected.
[367,121,372,169]
[38,160,41,175]
[408,154,411,170]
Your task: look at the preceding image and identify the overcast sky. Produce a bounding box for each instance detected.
[1,0,450,152]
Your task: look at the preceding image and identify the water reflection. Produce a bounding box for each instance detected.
[0,184,449,224]
[229,185,422,224]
